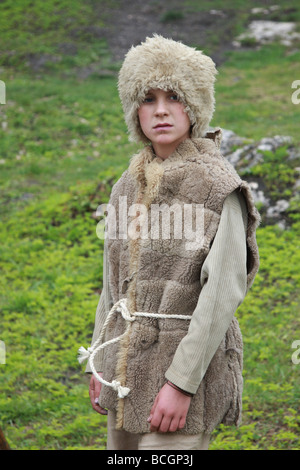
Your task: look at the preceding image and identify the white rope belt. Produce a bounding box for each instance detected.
[78,298,192,399]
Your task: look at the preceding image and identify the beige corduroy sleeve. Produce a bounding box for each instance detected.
[165,189,248,394]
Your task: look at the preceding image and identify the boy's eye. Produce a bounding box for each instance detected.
[143,96,154,103]
[142,93,179,104]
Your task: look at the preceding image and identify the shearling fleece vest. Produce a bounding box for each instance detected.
[99,136,260,434]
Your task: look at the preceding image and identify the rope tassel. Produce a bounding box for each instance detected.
[111,380,131,399]
[77,299,132,398]
[78,298,192,399]
[77,346,92,364]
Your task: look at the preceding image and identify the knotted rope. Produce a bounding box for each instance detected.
[78,298,192,399]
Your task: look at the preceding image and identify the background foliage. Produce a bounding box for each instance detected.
[0,0,299,450]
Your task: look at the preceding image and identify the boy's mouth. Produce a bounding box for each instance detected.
[153,123,173,129]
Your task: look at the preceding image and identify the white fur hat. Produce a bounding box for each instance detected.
[118,35,218,144]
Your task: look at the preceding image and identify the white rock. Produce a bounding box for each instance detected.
[251,8,269,15]
[227,148,244,166]
[234,20,300,46]
[267,200,290,217]
[249,182,270,206]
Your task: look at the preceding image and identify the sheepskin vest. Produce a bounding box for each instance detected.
[99,135,260,434]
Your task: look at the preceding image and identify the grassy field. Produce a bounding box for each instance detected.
[0,0,300,450]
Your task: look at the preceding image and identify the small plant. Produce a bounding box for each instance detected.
[239,36,259,48]
[160,10,184,23]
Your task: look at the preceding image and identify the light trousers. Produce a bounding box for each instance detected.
[107,410,210,450]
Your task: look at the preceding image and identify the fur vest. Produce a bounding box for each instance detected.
[99,135,260,434]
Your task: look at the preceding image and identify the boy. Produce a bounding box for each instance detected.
[79,35,260,450]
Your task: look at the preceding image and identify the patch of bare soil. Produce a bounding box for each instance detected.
[91,0,240,66]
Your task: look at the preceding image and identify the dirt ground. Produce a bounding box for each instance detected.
[25,1,298,75]
[89,0,242,66]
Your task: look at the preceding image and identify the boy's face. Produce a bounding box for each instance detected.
[138,89,191,159]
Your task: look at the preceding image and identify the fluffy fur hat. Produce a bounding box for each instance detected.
[118,35,218,144]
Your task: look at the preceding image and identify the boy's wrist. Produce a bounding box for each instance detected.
[166,380,194,397]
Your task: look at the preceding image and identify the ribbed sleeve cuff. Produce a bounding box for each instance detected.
[165,367,200,395]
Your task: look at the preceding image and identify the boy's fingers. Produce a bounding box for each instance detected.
[149,405,162,431]
[89,375,107,414]
[168,417,181,433]
[148,394,159,422]
[92,397,108,415]
[178,415,186,429]
[157,415,172,433]
[149,414,162,432]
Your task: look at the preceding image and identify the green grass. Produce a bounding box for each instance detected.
[0,0,116,75]
[184,0,300,20]
[214,44,300,141]
[0,74,137,220]
[209,225,300,450]
[0,0,300,450]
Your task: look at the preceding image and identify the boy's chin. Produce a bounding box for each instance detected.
[152,135,178,146]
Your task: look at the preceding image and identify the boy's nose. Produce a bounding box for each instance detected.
[154,99,169,116]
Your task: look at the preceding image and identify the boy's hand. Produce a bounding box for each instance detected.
[89,373,108,415]
[147,382,191,432]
